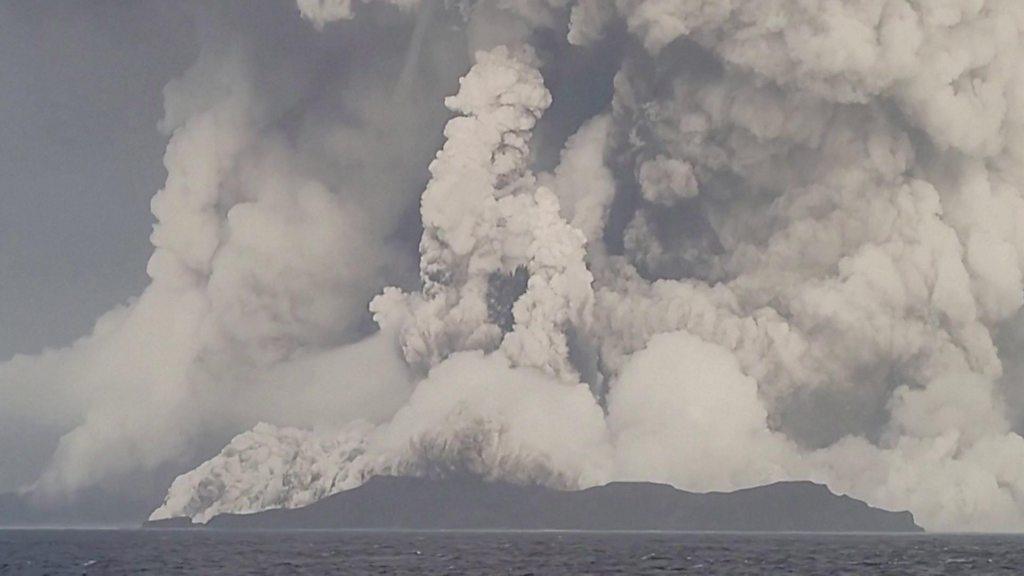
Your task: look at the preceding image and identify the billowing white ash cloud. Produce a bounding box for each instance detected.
[581,0,1024,530]
[6,0,1024,532]
[153,0,1024,531]
[0,1,464,501]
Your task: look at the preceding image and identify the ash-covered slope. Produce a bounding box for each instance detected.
[148,476,921,533]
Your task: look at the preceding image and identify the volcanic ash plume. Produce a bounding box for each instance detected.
[0,1,459,504]
[7,0,1024,533]
[153,0,1024,528]
[371,45,595,382]
[152,44,614,522]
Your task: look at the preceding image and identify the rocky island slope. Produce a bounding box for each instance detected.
[146,475,922,533]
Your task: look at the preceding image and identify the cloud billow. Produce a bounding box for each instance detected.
[6,0,1024,533]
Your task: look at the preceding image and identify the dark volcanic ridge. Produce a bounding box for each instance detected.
[145,476,922,533]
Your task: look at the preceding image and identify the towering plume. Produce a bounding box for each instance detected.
[5,0,1024,533]
[372,45,594,381]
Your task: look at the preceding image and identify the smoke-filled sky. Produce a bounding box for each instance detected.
[5,0,1024,533]
[0,2,195,359]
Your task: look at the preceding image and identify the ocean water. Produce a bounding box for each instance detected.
[1,530,1022,575]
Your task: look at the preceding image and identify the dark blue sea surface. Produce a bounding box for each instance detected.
[2,530,1022,575]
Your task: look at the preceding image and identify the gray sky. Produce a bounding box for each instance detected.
[0,1,195,360]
